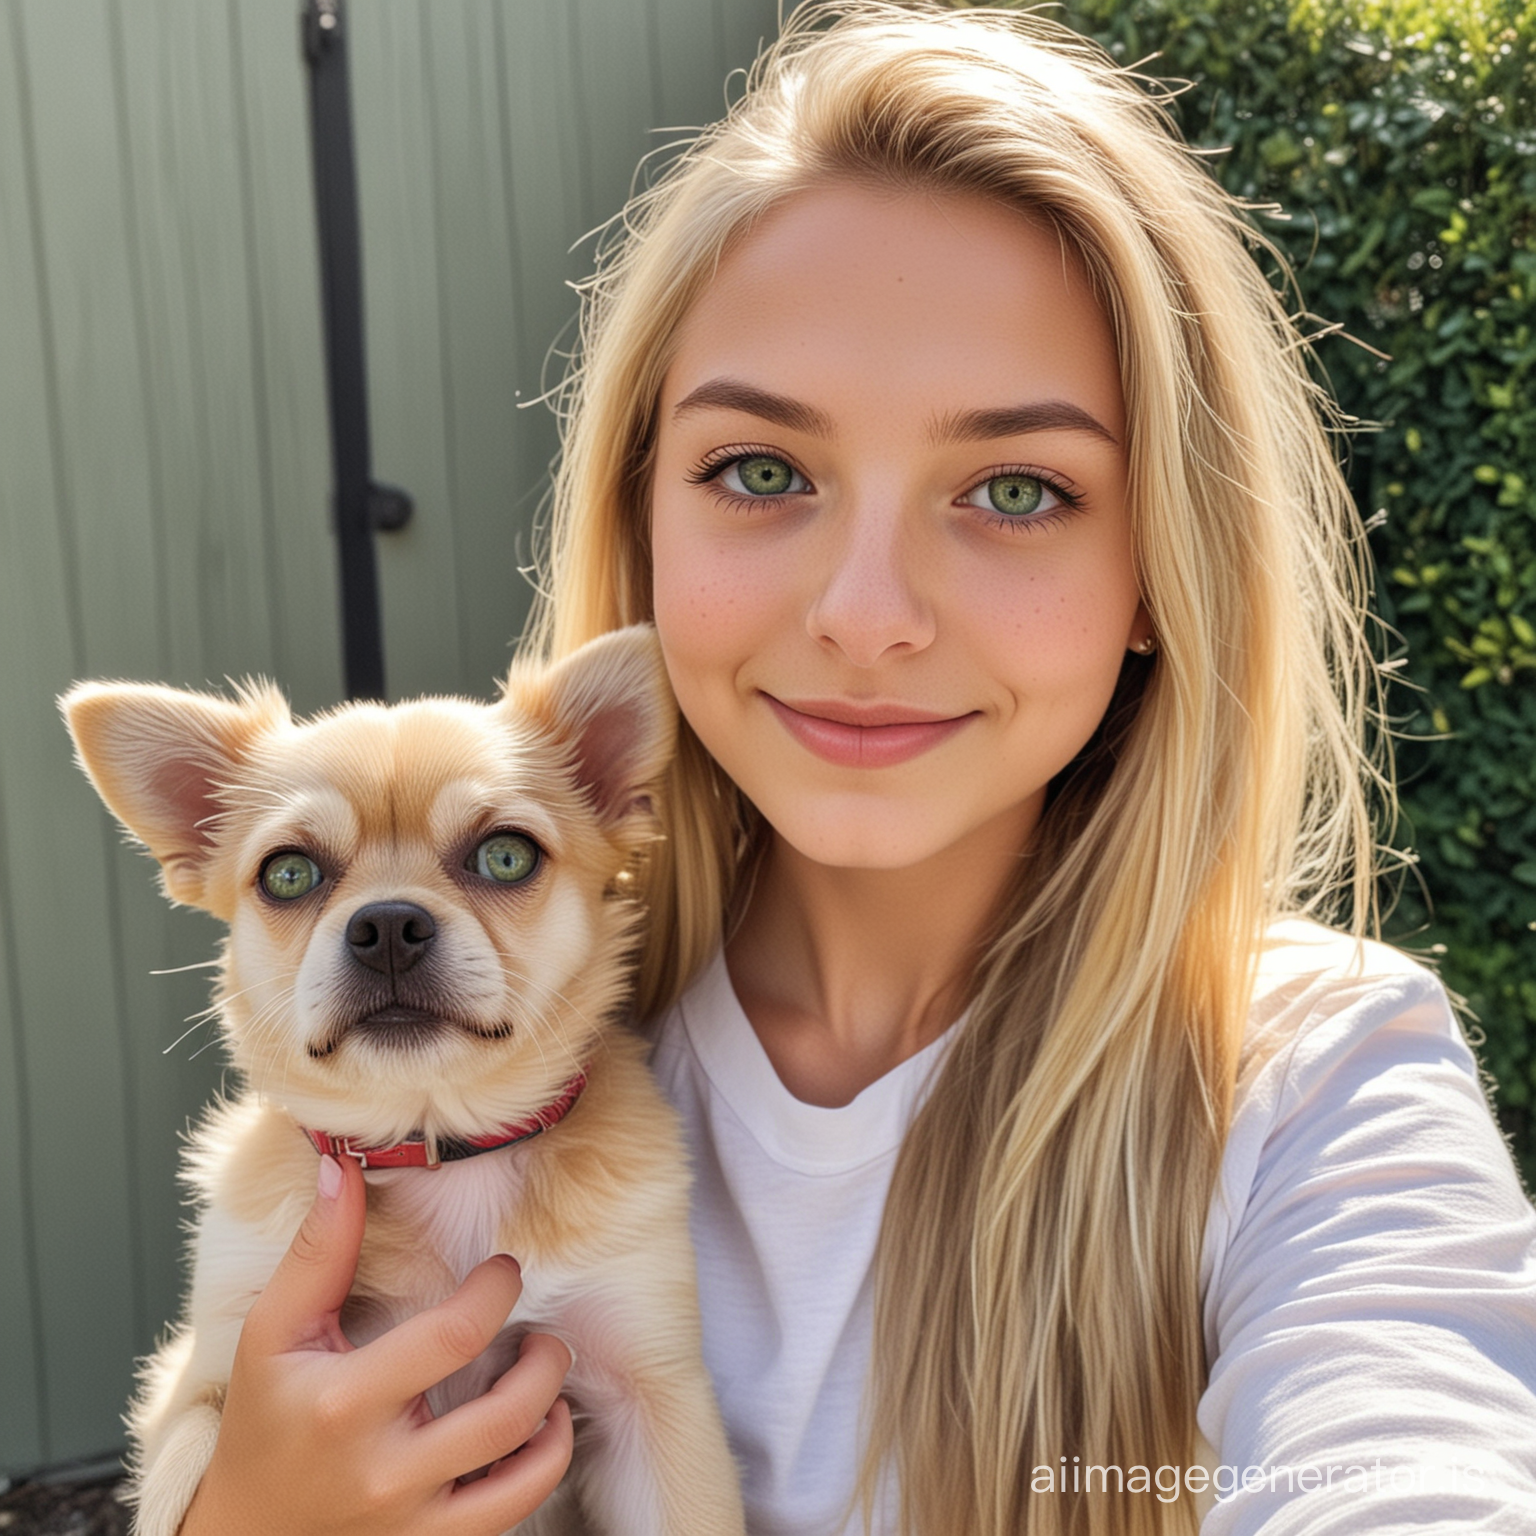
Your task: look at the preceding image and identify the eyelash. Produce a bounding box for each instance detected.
[684,444,805,501]
[687,445,1086,535]
[962,463,1086,535]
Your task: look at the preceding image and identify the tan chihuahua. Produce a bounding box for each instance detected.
[62,626,744,1536]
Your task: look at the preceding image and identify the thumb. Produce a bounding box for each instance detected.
[243,1152,367,1354]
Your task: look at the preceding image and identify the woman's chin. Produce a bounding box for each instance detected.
[760,792,1042,877]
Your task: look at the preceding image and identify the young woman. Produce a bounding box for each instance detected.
[180,5,1536,1534]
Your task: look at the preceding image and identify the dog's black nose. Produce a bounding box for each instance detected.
[346,902,437,975]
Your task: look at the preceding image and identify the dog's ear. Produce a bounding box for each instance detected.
[60,680,289,907]
[505,625,677,834]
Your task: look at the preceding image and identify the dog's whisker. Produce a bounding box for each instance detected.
[149,957,224,976]
[202,979,301,1067]
[168,970,303,1055]
[482,990,572,1080]
[494,974,611,1076]
[244,1001,304,1099]
[240,991,292,1036]
[495,990,589,1081]
[245,991,300,1051]
[184,981,297,1032]
[214,968,302,1005]
[490,978,566,1040]
[493,961,600,1029]
[163,1016,219,1055]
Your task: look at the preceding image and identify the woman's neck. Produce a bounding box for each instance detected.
[723,801,1037,1106]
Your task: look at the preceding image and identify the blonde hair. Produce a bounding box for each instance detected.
[529,4,1387,1532]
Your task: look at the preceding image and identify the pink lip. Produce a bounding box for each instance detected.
[763,694,975,768]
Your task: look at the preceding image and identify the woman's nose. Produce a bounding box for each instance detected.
[804,502,936,667]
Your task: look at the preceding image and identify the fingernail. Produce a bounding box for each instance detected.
[493,1252,521,1277]
[318,1153,343,1200]
[526,1332,576,1373]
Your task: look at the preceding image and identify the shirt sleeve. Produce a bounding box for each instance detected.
[1197,961,1536,1534]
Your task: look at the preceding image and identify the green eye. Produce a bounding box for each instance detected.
[733,456,797,496]
[471,833,541,885]
[985,474,1044,517]
[261,852,322,901]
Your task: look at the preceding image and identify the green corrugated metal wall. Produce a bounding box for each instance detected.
[0,0,778,1475]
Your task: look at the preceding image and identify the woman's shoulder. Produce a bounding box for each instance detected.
[1208,914,1530,1293]
[1238,917,1462,1102]
[1225,915,1509,1183]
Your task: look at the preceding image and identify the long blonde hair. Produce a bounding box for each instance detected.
[528,5,1387,1531]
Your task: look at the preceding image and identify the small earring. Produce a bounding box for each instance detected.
[1133,636,1157,656]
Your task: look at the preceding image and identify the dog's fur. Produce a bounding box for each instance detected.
[62,627,744,1536]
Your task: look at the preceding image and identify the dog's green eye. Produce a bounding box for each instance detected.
[471,833,541,885]
[261,852,322,901]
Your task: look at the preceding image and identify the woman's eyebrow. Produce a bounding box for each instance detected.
[671,378,834,437]
[669,380,1118,449]
[928,401,1120,447]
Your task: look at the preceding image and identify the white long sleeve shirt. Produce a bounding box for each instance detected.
[649,920,1536,1534]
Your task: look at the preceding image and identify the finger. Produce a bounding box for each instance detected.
[439,1397,574,1536]
[242,1152,367,1355]
[413,1332,574,1485]
[349,1253,524,1403]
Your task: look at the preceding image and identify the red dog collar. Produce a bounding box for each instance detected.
[304,1069,588,1170]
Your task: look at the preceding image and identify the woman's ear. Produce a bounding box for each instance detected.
[60,680,289,908]
[504,625,678,836]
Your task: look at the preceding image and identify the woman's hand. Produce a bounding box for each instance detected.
[179,1152,574,1536]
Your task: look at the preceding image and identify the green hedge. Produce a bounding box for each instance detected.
[957,0,1536,1181]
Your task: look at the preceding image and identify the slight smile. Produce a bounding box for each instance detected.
[762,694,977,769]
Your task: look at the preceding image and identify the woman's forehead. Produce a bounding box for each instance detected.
[659,182,1125,444]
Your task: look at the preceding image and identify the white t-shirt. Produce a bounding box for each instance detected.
[649,920,1536,1535]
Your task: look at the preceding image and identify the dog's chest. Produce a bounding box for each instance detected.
[346,1153,542,1416]
[372,1153,526,1282]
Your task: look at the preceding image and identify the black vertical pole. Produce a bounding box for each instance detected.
[302,0,386,701]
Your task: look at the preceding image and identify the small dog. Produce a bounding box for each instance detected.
[62,626,744,1536]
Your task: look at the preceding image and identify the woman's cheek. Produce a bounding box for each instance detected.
[651,509,778,726]
[956,553,1126,683]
